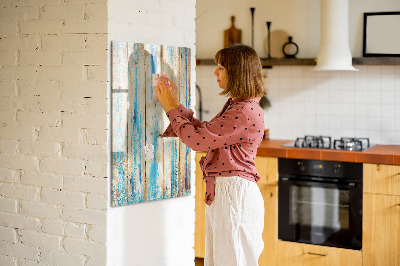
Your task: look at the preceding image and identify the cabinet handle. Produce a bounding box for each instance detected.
[397,204,400,207]
[307,252,328,256]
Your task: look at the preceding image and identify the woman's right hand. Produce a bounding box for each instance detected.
[159,75,180,109]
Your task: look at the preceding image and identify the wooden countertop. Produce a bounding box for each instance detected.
[257,139,400,165]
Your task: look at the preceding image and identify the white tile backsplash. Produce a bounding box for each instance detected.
[196,65,400,144]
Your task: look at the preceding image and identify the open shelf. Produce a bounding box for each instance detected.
[196,57,400,67]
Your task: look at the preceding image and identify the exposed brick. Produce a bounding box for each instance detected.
[0,154,39,171]
[20,21,62,35]
[64,222,85,239]
[37,66,83,82]
[40,249,85,266]
[61,81,107,98]
[0,212,41,231]
[20,201,61,219]
[0,138,18,154]
[86,254,106,266]
[18,80,61,97]
[0,125,35,141]
[8,96,40,112]
[85,3,107,20]
[61,19,107,34]
[85,129,107,145]
[0,226,17,243]
[0,255,16,266]
[41,188,85,208]
[0,7,39,22]
[63,144,106,162]
[18,259,42,266]
[41,4,84,20]
[16,111,61,127]
[6,0,62,6]
[41,219,64,236]
[85,65,107,81]
[0,81,16,96]
[0,110,16,125]
[0,51,17,65]
[82,98,107,113]
[61,207,106,226]
[40,158,84,176]
[19,230,61,251]
[0,241,39,261]
[0,36,40,52]
[84,160,106,177]
[0,97,13,112]
[18,140,58,157]
[85,34,108,52]
[37,127,78,144]
[19,51,62,66]
[0,66,37,81]
[38,96,84,113]
[87,225,105,243]
[63,50,107,65]
[0,196,17,213]
[41,35,85,51]
[21,171,62,189]
[63,113,107,129]
[63,237,106,256]
[64,175,107,194]
[0,168,16,183]
[0,183,39,201]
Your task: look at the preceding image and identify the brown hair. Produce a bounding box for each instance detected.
[214,44,266,99]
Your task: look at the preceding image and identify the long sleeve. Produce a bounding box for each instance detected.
[164,105,249,152]
[161,104,202,138]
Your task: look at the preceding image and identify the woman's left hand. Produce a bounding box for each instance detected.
[154,77,176,113]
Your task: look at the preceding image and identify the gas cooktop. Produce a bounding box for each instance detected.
[282,135,375,151]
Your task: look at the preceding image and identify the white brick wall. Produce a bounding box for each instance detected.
[0,0,108,265]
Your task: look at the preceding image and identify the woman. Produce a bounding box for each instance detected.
[155,44,266,266]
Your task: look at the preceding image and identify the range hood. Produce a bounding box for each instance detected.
[314,0,358,71]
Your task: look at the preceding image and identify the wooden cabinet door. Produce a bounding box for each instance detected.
[276,241,362,266]
[259,185,278,266]
[364,164,400,196]
[255,156,278,186]
[195,152,207,258]
[363,193,400,266]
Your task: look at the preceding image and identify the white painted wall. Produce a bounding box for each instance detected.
[196,0,400,58]
[196,0,400,145]
[107,1,196,266]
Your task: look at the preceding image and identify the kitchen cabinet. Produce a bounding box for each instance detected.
[363,163,400,266]
[195,152,207,258]
[259,184,278,266]
[276,241,362,266]
[363,163,400,196]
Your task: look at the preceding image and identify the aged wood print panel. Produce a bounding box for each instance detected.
[111,41,191,206]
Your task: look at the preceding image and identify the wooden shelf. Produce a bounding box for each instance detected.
[196,57,400,67]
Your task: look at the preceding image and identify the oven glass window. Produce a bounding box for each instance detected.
[290,186,349,230]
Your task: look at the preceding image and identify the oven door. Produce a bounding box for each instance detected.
[278,176,362,250]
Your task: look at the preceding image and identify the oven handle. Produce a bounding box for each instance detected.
[280,177,357,189]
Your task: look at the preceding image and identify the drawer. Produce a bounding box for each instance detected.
[364,164,400,196]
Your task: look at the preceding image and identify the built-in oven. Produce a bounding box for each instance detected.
[278,158,363,250]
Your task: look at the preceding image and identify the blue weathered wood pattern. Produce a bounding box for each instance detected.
[111,41,191,206]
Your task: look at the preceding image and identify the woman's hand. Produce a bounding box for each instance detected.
[154,76,176,113]
[159,75,180,109]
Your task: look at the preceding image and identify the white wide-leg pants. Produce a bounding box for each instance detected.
[205,176,264,266]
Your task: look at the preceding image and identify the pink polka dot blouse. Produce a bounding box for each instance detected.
[161,97,265,205]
